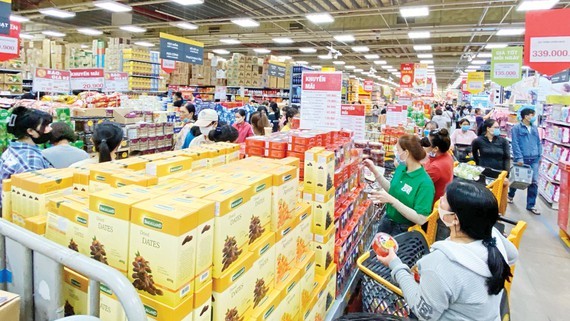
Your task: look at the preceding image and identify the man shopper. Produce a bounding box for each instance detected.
[508,108,541,215]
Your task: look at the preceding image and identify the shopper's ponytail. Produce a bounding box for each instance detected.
[92,122,123,163]
[483,237,512,295]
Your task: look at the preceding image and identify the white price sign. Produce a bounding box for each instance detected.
[300,72,343,131]
[70,68,105,91]
[104,72,128,92]
[493,63,520,79]
[33,68,71,93]
[0,35,18,55]
[529,36,570,63]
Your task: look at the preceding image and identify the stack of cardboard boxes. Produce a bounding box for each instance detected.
[170,62,191,86]
[226,54,264,87]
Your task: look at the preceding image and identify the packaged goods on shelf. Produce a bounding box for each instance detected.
[212,253,255,321]
[45,198,91,256]
[194,280,213,321]
[99,283,127,321]
[274,268,302,321]
[249,232,277,309]
[63,268,90,316]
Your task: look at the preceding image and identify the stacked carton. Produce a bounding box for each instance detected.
[170,62,191,85]
[226,54,263,87]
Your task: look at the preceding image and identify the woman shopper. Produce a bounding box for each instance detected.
[42,122,89,168]
[364,135,435,235]
[0,107,53,205]
[232,109,254,143]
[450,118,477,151]
[377,179,518,321]
[250,111,271,136]
[209,124,239,143]
[70,122,123,168]
[174,103,197,150]
[281,107,299,132]
[188,109,219,147]
[269,102,281,133]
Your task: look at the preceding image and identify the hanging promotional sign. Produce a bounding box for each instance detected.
[413,63,428,93]
[159,32,204,65]
[524,9,570,76]
[33,68,71,93]
[300,72,342,131]
[161,59,175,73]
[467,72,485,94]
[400,63,414,88]
[386,105,407,126]
[491,47,523,87]
[70,68,105,91]
[470,94,491,109]
[268,61,287,78]
[0,21,20,62]
[0,0,11,35]
[363,80,374,92]
[340,104,366,141]
[104,72,128,92]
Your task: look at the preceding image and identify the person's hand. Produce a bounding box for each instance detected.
[369,189,395,205]
[362,159,379,176]
[517,161,523,166]
[377,247,397,267]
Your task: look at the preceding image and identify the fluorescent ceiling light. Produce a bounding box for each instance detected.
[299,47,317,53]
[413,45,432,51]
[318,55,333,60]
[417,53,433,59]
[467,65,480,69]
[80,44,90,49]
[345,66,355,69]
[354,68,364,72]
[171,0,205,5]
[231,18,259,27]
[213,49,230,55]
[364,54,380,59]
[352,46,369,52]
[332,61,345,65]
[334,34,355,42]
[477,52,492,58]
[273,37,294,44]
[10,15,29,23]
[497,28,525,36]
[120,25,146,33]
[471,60,487,65]
[349,75,356,78]
[171,21,199,30]
[517,0,559,11]
[388,68,397,72]
[77,28,103,36]
[400,6,429,18]
[93,1,132,12]
[311,65,321,69]
[42,30,66,37]
[420,60,434,64]
[296,61,308,65]
[381,65,393,69]
[134,41,154,47]
[279,56,292,60]
[220,38,240,44]
[253,48,270,54]
[374,60,387,65]
[485,43,508,49]
[306,13,334,24]
[408,31,430,39]
[19,33,35,40]
[39,8,76,18]
[427,65,435,69]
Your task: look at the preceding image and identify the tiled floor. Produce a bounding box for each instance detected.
[506,192,570,321]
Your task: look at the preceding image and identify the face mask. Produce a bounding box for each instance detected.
[200,126,213,136]
[429,150,437,158]
[182,117,191,124]
[31,131,52,145]
[493,128,501,136]
[423,129,430,137]
[438,204,456,227]
[461,125,470,132]
[395,150,407,166]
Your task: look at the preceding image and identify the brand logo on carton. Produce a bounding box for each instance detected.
[100,284,112,295]
[144,218,163,230]
[256,184,266,192]
[77,216,87,225]
[99,204,115,215]
[260,243,270,255]
[231,197,243,209]
[71,279,81,288]
[232,267,246,282]
[144,305,158,317]
[284,174,292,182]
[95,175,106,182]
[170,165,184,173]
[287,281,297,294]
[264,306,276,319]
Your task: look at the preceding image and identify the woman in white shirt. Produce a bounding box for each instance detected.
[70,122,123,168]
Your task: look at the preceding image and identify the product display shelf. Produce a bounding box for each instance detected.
[545,137,570,148]
[290,65,313,104]
[543,154,559,165]
[539,190,559,210]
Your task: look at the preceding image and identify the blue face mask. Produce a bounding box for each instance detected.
[461,125,470,132]
[424,129,430,137]
[493,128,501,136]
[395,151,407,166]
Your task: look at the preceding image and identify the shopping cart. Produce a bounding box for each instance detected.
[453,144,473,163]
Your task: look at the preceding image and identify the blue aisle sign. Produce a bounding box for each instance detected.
[159,32,204,65]
[0,0,12,35]
[268,61,286,78]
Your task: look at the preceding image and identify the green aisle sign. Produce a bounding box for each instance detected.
[491,47,523,87]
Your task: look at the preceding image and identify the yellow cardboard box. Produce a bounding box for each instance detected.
[140,292,194,321]
[60,200,91,256]
[294,202,313,266]
[193,281,212,321]
[45,198,72,247]
[145,156,192,180]
[249,289,282,321]
[24,215,46,235]
[298,251,316,311]
[315,151,335,195]
[2,179,12,221]
[313,226,335,276]
[63,268,89,316]
[250,232,276,309]
[110,172,158,188]
[99,283,126,321]
[275,217,300,286]
[212,253,255,321]
[274,268,302,321]
[308,188,335,235]
[270,165,299,231]
[303,147,325,195]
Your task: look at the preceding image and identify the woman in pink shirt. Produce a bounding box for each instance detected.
[451,118,478,150]
[233,109,254,143]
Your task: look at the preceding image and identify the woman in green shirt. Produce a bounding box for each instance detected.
[365,134,436,235]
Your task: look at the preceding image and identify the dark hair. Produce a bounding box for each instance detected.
[520,108,535,119]
[420,136,431,148]
[50,122,77,144]
[7,106,52,139]
[445,179,512,295]
[478,119,497,136]
[257,106,269,118]
[92,122,123,163]
[284,107,299,126]
[475,108,482,115]
[250,111,270,135]
[183,103,197,121]
[269,102,280,119]
[424,121,438,129]
[236,109,246,118]
[208,125,239,143]
[429,128,451,153]
[435,109,443,116]
[380,108,387,115]
[398,134,426,161]
[459,118,470,125]
[174,92,183,99]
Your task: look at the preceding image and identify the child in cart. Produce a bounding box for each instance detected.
[376,179,518,321]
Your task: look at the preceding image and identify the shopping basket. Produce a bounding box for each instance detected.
[509,164,533,189]
[357,231,429,319]
[453,143,473,163]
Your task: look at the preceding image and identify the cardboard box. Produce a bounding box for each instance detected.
[111,172,158,188]
[212,253,255,321]
[313,226,335,276]
[309,188,335,235]
[275,217,299,286]
[24,215,46,235]
[298,252,316,311]
[145,156,192,181]
[193,281,212,321]
[249,232,276,310]
[270,165,299,231]
[140,292,194,321]
[294,202,313,266]
[63,268,90,316]
[2,179,11,222]
[274,268,302,321]
[0,290,20,321]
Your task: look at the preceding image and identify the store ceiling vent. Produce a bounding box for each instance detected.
[209,26,221,33]
[396,16,415,24]
[289,22,303,30]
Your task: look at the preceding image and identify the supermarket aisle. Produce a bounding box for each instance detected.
[507,194,570,321]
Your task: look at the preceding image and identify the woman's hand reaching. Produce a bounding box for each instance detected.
[377,247,397,267]
[368,189,395,205]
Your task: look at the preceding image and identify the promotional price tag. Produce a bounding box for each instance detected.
[33,68,71,93]
[0,21,19,62]
[70,68,105,91]
[529,36,570,63]
[493,63,520,78]
[104,72,128,92]
[363,80,374,92]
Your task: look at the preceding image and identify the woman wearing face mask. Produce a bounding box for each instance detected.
[232,109,254,143]
[187,109,219,148]
[422,121,438,138]
[70,122,124,167]
[364,135,435,235]
[174,103,197,150]
[0,107,53,205]
[377,179,518,321]
[472,119,510,173]
[450,118,477,151]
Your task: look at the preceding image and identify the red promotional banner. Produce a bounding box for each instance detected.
[400,63,414,88]
[33,68,71,93]
[363,80,374,92]
[0,21,20,62]
[341,104,365,140]
[341,104,365,116]
[300,71,343,130]
[524,9,570,76]
[70,68,105,91]
[302,72,343,91]
[161,59,175,73]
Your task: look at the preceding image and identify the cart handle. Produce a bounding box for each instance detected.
[497,216,518,226]
[356,251,404,297]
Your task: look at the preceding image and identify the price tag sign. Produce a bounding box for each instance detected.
[0,21,19,62]
[300,72,342,130]
[70,68,105,91]
[363,80,374,92]
[104,72,128,92]
[341,104,365,140]
[529,36,570,63]
[491,47,522,87]
[33,68,70,93]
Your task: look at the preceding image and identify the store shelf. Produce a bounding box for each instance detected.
[539,190,559,210]
[124,59,160,65]
[0,69,22,74]
[546,119,570,127]
[543,155,559,165]
[129,75,161,79]
[540,174,560,185]
[545,137,570,148]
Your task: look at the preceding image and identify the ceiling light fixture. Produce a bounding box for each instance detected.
[352,46,369,52]
[77,28,103,36]
[253,48,270,54]
[213,49,230,55]
[381,65,393,69]
[334,34,355,42]
[364,54,380,59]
[374,60,387,65]
[471,60,487,65]
[278,56,292,60]
[19,33,35,40]
[354,68,364,72]
[171,21,199,30]
[388,68,397,72]
[417,53,433,59]
[134,41,154,47]
[299,47,317,53]
[311,65,322,69]
[231,18,260,28]
[477,53,493,58]
[93,1,132,12]
[497,28,525,36]
[400,6,429,18]
[39,8,76,18]
[517,0,559,11]
[467,65,480,69]
[171,0,205,5]
[273,37,294,44]
[81,44,90,49]
[318,54,333,60]
[10,15,29,23]
[408,31,431,39]
[419,60,434,64]
[220,38,241,44]
[413,44,432,51]
[485,43,508,49]
[333,61,345,65]
[119,25,146,33]
[306,13,334,24]
[42,30,66,37]
[296,61,308,65]
[345,66,355,69]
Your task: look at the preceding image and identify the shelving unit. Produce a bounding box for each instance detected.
[290,65,313,105]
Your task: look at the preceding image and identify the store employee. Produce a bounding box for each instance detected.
[364,135,435,235]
